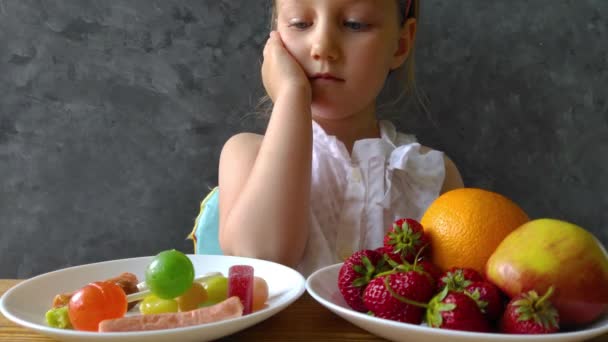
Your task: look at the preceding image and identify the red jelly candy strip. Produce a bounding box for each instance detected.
[228,265,254,315]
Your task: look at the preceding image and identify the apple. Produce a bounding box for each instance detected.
[485,218,608,327]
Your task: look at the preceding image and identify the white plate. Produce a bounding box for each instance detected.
[0,254,306,342]
[306,263,608,342]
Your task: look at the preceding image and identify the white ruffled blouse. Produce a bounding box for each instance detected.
[296,120,446,277]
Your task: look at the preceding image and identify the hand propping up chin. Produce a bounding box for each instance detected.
[262,31,311,102]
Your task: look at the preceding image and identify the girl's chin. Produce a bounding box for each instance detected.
[311,98,371,121]
[311,96,350,117]
[310,103,349,120]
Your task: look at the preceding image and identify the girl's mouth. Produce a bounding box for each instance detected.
[310,73,345,82]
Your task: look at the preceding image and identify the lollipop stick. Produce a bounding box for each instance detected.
[127,272,223,303]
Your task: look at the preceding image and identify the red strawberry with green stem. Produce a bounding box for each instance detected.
[426,287,491,332]
[338,249,387,312]
[383,250,439,293]
[439,267,483,292]
[383,218,430,264]
[465,281,505,322]
[417,259,442,291]
[500,287,559,334]
[363,269,435,324]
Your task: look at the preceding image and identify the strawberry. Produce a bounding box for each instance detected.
[337,249,386,312]
[417,259,443,291]
[373,246,386,254]
[500,287,559,334]
[385,258,441,293]
[363,270,435,324]
[439,267,483,292]
[465,281,505,322]
[426,287,491,332]
[381,250,439,293]
[383,218,430,264]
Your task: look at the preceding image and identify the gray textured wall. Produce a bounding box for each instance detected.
[1,1,606,279]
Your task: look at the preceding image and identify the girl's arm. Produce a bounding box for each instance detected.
[420,146,464,193]
[441,155,464,193]
[217,32,312,267]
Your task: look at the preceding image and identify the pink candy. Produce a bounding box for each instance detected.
[228,265,254,315]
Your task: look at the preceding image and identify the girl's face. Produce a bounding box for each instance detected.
[275,0,413,121]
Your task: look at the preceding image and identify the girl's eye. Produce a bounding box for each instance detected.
[288,21,311,30]
[344,21,369,31]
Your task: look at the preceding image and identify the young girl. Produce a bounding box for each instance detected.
[217,0,463,276]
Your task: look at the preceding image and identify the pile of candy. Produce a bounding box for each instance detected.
[45,250,268,332]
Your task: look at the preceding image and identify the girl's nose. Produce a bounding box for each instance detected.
[310,24,340,62]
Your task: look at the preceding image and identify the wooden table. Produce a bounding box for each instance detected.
[1,279,607,341]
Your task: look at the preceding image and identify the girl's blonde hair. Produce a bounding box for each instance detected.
[257,0,425,117]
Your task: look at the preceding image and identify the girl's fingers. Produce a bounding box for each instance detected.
[263,33,285,62]
[263,31,278,57]
[269,30,279,40]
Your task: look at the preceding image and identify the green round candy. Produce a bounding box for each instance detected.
[200,275,228,305]
[145,249,195,299]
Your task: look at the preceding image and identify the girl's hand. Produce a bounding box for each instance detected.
[261,31,311,102]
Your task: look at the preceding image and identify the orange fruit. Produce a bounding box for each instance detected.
[420,188,530,274]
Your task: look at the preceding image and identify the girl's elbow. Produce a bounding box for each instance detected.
[219,232,302,268]
[218,225,235,255]
[269,249,302,269]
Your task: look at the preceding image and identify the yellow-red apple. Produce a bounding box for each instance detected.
[485,218,608,327]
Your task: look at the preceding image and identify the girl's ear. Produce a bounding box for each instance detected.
[391,18,417,70]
